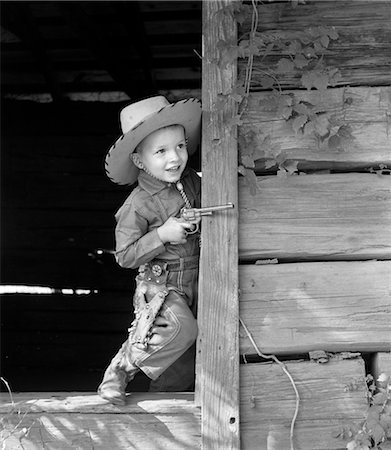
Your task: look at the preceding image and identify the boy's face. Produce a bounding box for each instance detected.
[135,125,188,183]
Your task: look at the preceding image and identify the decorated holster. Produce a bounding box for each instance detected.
[127,261,169,350]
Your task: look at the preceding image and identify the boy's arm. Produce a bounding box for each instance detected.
[115,205,166,269]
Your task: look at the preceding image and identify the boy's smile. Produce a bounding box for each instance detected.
[134,125,188,183]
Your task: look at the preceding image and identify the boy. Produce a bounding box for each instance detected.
[98,95,202,405]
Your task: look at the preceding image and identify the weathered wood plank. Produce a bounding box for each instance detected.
[239,173,391,261]
[198,0,240,448]
[241,86,391,172]
[0,392,197,414]
[0,393,200,450]
[239,261,391,355]
[239,1,391,88]
[241,358,367,450]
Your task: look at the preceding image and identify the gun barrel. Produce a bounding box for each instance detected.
[199,202,234,215]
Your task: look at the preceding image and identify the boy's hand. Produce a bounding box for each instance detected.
[157,216,194,245]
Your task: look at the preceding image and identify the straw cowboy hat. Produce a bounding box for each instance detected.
[105,96,202,185]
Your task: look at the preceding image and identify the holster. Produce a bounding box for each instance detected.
[127,261,169,350]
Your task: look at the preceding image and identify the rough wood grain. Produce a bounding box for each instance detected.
[0,392,197,414]
[0,393,200,450]
[241,86,391,172]
[240,358,367,450]
[197,0,240,448]
[239,1,391,88]
[239,261,391,355]
[239,173,391,261]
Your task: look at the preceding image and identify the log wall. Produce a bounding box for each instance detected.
[237,1,391,449]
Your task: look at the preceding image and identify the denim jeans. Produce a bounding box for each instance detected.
[125,258,199,384]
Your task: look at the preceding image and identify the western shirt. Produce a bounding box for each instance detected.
[115,167,201,269]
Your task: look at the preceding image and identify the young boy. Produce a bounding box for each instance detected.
[98,95,202,405]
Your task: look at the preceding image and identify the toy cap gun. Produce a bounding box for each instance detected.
[181,202,234,234]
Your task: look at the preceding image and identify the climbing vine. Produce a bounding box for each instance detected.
[336,373,391,450]
[215,0,352,193]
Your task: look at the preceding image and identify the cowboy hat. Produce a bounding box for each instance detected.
[105,96,201,185]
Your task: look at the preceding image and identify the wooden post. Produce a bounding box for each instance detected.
[197,1,240,449]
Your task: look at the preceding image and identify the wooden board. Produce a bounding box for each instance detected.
[239,261,391,355]
[239,173,391,261]
[241,86,391,172]
[240,358,367,450]
[197,0,240,448]
[0,392,200,450]
[239,1,391,88]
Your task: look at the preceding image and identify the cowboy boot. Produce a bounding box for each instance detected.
[98,343,139,406]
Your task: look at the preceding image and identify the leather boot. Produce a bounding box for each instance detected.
[98,343,139,406]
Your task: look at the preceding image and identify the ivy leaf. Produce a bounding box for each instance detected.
[313,72,330,91]
[304,46,317,59]
[262,93,280,111]
[241,155,255,168]
[294,54,309,68]
[371,423,386,445]
[307,27,320,38]
[372,392,388,405]
[294,101,311,116]
[233,5,252,25]
[262,42,275,58]
[301,71,317,90]
[328,134,342,150]
[337,124,353,139]
[238,129,259,168]
[327,27,339,40]
[238,166,258,195]
[281,106,293,119]
[287,39,302,55]
[265,159,277,170]
[328,68,342,86]
[280,94,293,107]
[298,32,312,45]
[276,58,295,74]
[260,76,275,89]
[314,39,326,53]
[320,34,330,48]
[277,95,293,118]
[291,114,308,134]
[313,114,330,137]
[379,414,391,430]
[281,159,299,175]
[238,40,250,58]
[304,120,315,135]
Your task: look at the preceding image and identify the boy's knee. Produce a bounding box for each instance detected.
[172,309,198,352]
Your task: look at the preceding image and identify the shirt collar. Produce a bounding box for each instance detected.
[138,167,190,195]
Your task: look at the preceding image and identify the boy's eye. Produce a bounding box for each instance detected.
[177,143,186,150]
[155,148,165,155]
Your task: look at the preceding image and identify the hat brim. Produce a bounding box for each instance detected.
[105,98,201,185]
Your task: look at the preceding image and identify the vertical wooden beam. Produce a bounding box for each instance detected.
[197,1,239,449]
